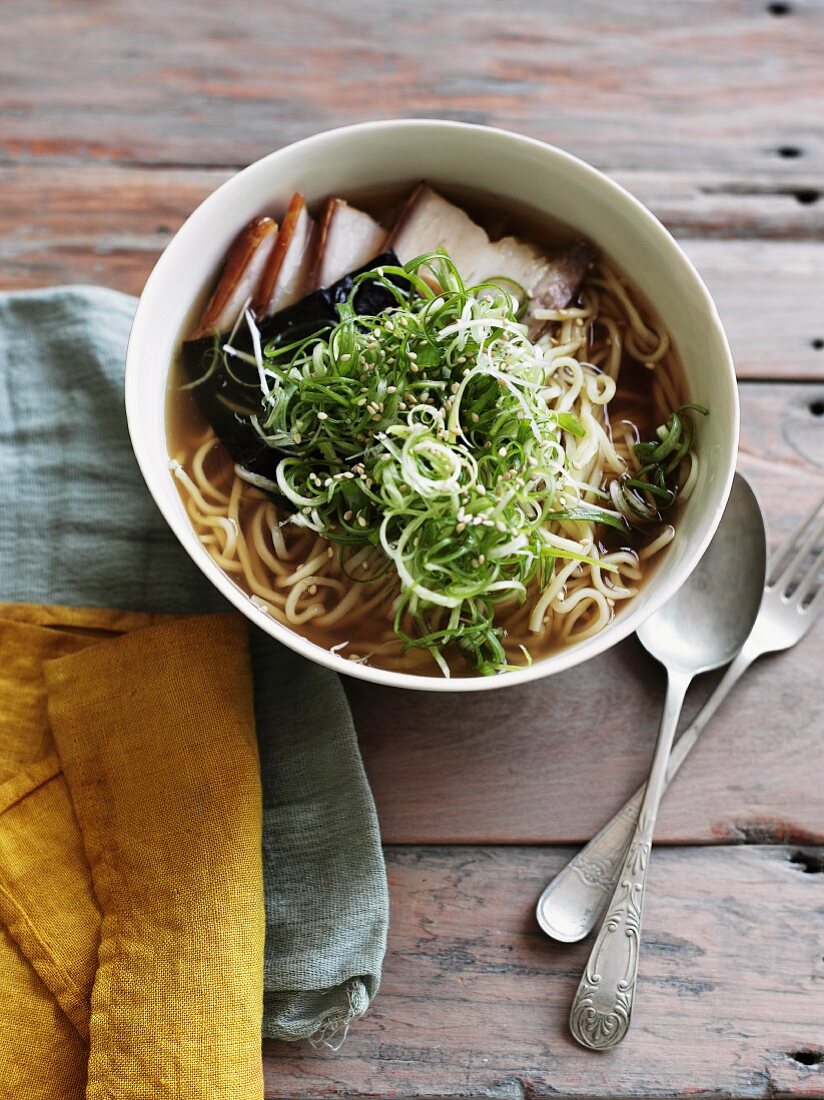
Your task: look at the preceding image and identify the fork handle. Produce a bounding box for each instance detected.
[536,644,758,944]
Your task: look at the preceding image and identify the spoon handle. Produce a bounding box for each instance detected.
[537,645,756,943]
[569,668,691,1049]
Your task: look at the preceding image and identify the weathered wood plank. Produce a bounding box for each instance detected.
[262,844,824,1099]
[350,382,824,845]
[1,165,823,380]
[3,0,824,182]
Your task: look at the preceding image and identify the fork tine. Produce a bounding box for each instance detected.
[772,514,824,595]
[807,580,824,617]
[767,493,824,587]
[793,542,824,609]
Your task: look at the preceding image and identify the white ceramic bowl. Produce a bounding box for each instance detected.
[126,119,739,692]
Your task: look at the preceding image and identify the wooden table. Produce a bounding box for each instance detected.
[3,2,823,1095]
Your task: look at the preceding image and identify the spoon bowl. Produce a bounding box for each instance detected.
[637,474,767,674]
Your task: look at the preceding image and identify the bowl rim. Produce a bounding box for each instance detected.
[125,117,740,693]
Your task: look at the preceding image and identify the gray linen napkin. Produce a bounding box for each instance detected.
[0,285,388,1041]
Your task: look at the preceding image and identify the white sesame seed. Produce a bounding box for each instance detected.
[456,522,466,533]
[496,521,506,532]
[343,510,353,521]
[317,411,328,420]
[294,433,302,444]
[498,447,507,457]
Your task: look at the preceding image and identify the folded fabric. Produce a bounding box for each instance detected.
[0,286,388,1043]
[0,606,264,1098]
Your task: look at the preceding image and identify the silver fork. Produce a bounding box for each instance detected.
[537,491,824,946]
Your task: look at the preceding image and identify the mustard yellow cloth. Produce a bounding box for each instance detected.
[0,605,265,1099]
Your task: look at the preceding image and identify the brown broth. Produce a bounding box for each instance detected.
[166,184,687,677]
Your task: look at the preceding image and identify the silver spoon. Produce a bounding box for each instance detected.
[568,472,768,1050]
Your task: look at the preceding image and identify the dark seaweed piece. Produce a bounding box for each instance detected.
[180,250,403,486]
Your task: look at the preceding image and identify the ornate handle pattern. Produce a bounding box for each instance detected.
[568,670,691,1049]
[536,789,643,943]
[568,810,652,1048]
[538,646,757,945]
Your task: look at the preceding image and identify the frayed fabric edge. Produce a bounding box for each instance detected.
[263,976,372,1047]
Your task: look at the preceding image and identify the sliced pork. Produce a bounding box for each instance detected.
[253,193,316,317]
[192,216,278,338]
[387,184,491,278]
[311,198,387,289]
[387,184,595,334]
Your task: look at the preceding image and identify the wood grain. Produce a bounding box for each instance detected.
[1,165,823,379]
[3,3,824,1095]
[263,844,824,1099]
[3,0,824,182]
[350,383,824,845]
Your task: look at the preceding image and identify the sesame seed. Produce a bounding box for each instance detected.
[293,432,302,444]
[410,365,419,373]
[317,411,328,420]
[498,447,507,457]
[456,522,466,533]
[471,412,479,423]
[387,385,397,394]
[496,521,506,532]
[308,584,317,595]
[343,510,353,521]
[340,353,351,362]
[357,515,368,527]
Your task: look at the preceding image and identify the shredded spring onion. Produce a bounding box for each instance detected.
[231,251,700,674]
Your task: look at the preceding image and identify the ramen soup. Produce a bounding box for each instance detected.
[167,183,705,677]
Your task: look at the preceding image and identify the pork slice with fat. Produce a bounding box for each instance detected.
[253,193,316,316]
[312,198,387,289]
[387,184,491,280]
[192,216,278,338]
